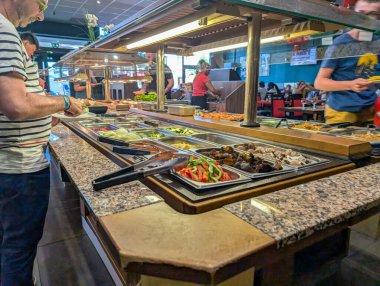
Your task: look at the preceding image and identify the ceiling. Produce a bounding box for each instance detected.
[45,0,160,26]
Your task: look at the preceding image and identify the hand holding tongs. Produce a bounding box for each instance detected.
[92,151,189,191]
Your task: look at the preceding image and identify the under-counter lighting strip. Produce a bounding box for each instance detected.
[126,20,202,49]
[193,35,285,55]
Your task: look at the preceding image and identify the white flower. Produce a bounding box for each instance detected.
[85,13,98,27]
[103,24,114,32]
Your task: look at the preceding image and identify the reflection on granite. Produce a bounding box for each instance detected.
[49,125,162,217]
[225,164,380,248]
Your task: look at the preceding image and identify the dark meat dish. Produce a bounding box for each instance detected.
[198,146,282,173]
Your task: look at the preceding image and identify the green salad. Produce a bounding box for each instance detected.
[99,128,141,141]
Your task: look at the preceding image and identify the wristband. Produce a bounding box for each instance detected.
[63,96,70,111]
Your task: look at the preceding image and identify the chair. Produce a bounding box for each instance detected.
[292,99,303,118]
[272,97,285,118]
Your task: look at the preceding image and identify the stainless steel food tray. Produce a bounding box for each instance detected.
[233,142,329,170]
[171,163,251,190]
[195,147,294,179]
[158,126,207,136]
[133,128,169,138]
[327,128,380,145]
[191,133,248,146]
[158,136,217,151]
[84,124,119,135]
[112,122,151,130]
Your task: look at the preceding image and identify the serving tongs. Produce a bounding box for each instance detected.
[92,151,189,191]
[275,118,290,129]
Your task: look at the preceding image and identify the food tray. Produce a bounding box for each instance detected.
[234,142,329,169]
[159,126,206,136]
[167,105,195,116]
[328,128,380,145]
[133,128,168,139]
[195,147,294,179]
[98,117,129,124]
[158,136,217,151]
[289,122,325,132]
[191,133,248,146]
[85,124,118,135]
[113,122,151,130]
[141,102,157,111]
[171,163,251,190]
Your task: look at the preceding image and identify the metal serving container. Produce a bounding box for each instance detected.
[159,126,206,136]
[167,105,195,116]
[98,117,129,124]
[328,127,380,144]
[133,128,168,139]
[158,136,217,151]
[195,147,294,179]
[171,163,251,190]
[233,142,329,170]
[85,124,118,135]
[113,122,151,130]
[191,133,248,146]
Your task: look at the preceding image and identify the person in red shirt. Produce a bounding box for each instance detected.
[191,60,221,109]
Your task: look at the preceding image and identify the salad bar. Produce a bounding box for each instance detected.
[65,111,355,213]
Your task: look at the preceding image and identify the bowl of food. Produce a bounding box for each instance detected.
[88,106,108,114]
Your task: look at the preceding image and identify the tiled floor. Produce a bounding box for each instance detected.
[35,162,379,286]
[34,163,115,286]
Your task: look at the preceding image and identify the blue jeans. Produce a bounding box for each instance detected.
[0,168,50,286]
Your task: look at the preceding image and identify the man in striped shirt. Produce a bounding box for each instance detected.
[0,1,82,285]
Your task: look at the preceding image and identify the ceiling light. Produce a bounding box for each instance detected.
[104,58,109,63]
[113,55,118,59]
[126,20,202,50]
[193,36,285,55]
[96,0,101,4]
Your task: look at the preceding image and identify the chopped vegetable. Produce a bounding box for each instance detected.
[178,156,231,183]
[99,128,141,141]
[164,127,198,135]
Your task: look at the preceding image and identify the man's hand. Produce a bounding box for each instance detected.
[51,117,61,127]
[64,97,82,117]
[349,78,372,92]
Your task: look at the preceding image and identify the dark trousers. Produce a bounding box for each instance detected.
[0,168,50,286]
[191,95,207,110]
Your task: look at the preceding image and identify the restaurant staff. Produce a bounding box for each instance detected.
[71,70,104,100]
[191,60,221,109]
[135,53,174,98]
[315,0,380,125]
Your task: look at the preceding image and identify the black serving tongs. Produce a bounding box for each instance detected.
[275,118,290,129]
[92,151,189,191]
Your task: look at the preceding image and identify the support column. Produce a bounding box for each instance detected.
[241,13,262,127]
[85,66,92,100]
[104,67,111,101]
[156,45,165,112]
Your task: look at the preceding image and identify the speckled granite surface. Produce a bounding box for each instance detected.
[225,164,380,248]
[49,125,163,217]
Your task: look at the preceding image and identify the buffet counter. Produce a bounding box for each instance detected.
[130,109,371,159]
[48,115,379,285]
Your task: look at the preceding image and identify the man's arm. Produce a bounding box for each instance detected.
[205,81,221,96]
[314,67,371,93]
[0,75,82,120]
[165,78,174,94]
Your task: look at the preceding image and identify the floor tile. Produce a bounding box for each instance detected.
[37,235,115,286]
[39,206,84,246]
[349,230,378,255]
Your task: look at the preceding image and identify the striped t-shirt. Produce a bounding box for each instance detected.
[0,13,51,174]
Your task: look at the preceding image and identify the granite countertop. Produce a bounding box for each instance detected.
[49,122,379,250]
[225,164,380,248]
[49,125,163,217]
